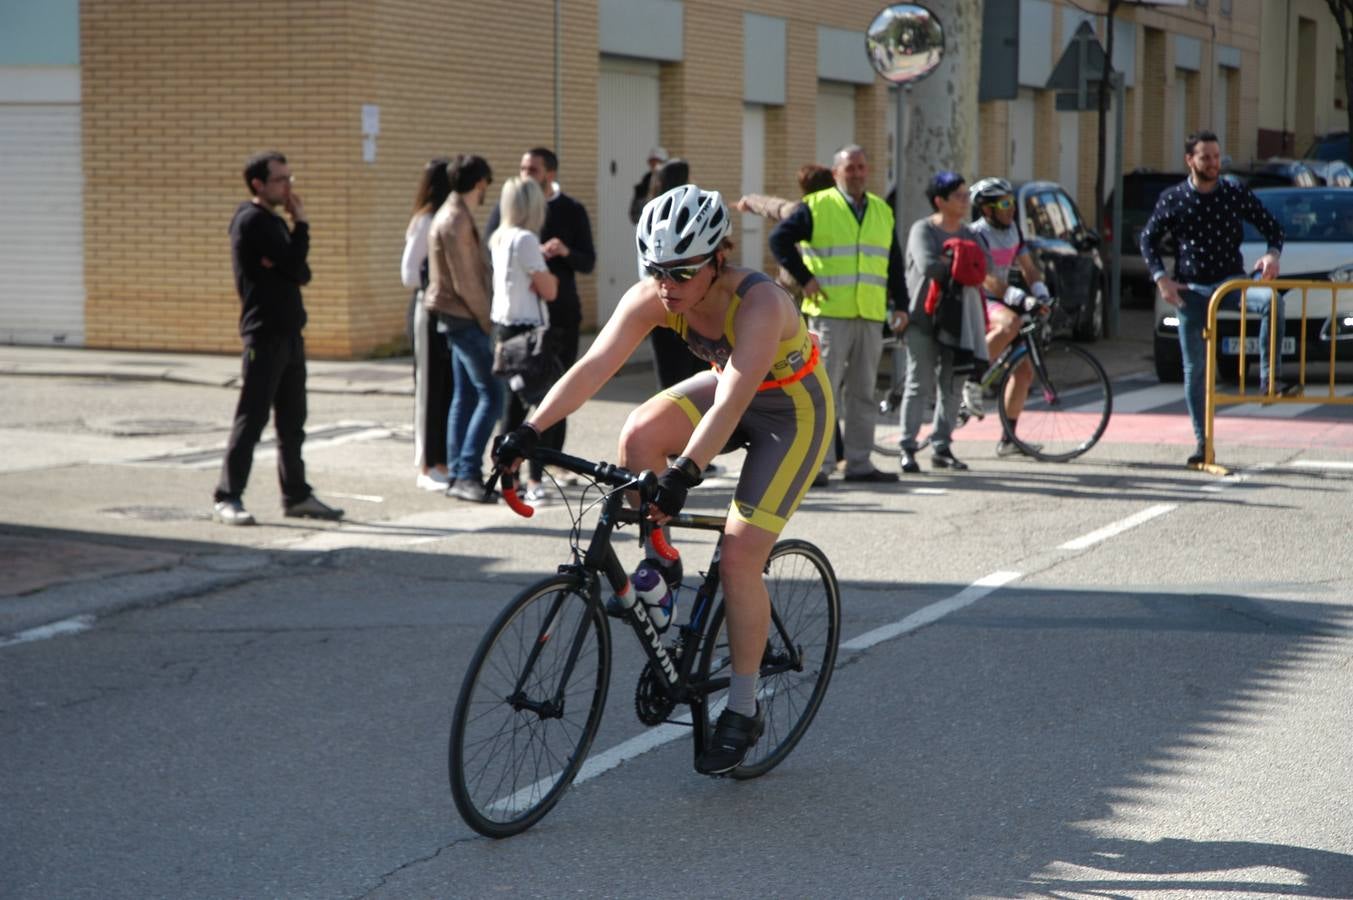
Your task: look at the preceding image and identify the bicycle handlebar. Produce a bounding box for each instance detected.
[490,447,680,560]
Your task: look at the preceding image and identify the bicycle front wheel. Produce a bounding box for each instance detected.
[998,341,1112,462]
[697,539,841,779]
[449,574,611,838]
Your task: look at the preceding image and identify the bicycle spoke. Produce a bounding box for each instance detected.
[1000,342,1112,461]
[450,577,610,837]
[698,540,840,779]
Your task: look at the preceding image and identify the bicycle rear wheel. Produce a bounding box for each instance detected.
[998,341,1112,462]
[449,574,611,838]
[696,539,840,779]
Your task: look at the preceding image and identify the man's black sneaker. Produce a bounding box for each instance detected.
[695,704,764,775]
[284,494,344,520]
[1186,443,1206,466]
[900,449,920,473]
[931,448,969,471]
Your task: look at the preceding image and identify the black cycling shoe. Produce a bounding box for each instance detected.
[695,704,764,775]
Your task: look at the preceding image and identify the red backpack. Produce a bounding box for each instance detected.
[944,237,987,287]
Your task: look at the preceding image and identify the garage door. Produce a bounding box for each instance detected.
[596,56,660,326]
[816,81,856,168]
[0,103,85,345]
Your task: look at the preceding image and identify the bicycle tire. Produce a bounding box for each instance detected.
[696,539,841,779]
[449,574,611,838]
[997,341,1112,462]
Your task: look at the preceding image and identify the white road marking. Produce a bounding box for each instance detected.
[1057,504,1177,550]
[1289,460,1353,470]
[0,615,94,648]
[324,491,385,503]
[841,571,1024,651]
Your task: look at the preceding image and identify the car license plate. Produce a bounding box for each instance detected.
[1221,336,1297,355]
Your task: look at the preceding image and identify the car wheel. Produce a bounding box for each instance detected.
[1153,334,1183,382]
[1073,285,1103,342]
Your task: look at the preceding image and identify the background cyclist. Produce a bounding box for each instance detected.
[493,184,834,776]
[967,177,1052,457]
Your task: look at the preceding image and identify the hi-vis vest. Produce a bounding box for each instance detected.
[800,188,893,321]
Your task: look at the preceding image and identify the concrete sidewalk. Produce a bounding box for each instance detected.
[0,307,1155,394]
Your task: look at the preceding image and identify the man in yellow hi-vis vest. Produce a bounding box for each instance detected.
[770,144,908,485]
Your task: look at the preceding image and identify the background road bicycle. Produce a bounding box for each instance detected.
[873,300,1112,462]
[448,448,842,838]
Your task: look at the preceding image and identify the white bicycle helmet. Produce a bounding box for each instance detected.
[636,184,731,265]
[969,177,1014,204]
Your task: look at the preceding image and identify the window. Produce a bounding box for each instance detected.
[1055,190,1088,241]
[1028,190,1073,240]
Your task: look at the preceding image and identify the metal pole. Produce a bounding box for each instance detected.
[1110,71,1124,339]
[894,85,910,241]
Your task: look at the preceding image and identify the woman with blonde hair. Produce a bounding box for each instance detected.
[490,176,558,503]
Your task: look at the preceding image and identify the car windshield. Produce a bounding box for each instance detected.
[1244,189,1353,243]
[1304,133,1349,161]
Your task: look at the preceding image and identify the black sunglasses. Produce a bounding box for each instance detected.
[643,256,712,284]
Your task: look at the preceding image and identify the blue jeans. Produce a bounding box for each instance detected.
[445,325,503,482]
[1176,283,1285,444]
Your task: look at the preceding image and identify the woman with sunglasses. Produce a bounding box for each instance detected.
[968,177,1051,458]
[493,184,835,775]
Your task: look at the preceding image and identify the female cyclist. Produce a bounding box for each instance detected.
[493,184,835,775]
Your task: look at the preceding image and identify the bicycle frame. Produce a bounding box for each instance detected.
[500,453,807,756]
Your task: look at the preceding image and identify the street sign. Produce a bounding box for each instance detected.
[1046,21,1114,111]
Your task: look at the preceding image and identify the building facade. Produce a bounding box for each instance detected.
[0,0,1343,357]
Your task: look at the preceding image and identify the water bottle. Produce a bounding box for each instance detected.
[631,558,676,631]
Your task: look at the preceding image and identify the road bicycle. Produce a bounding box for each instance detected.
[448,446,842,838]
[873,300,1113,462]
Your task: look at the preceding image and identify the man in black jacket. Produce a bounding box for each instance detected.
[213,150,342,525]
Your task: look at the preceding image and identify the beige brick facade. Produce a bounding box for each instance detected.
[77,0,1277,358]
[81,0,903,358]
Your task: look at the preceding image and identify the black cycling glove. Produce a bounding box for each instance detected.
[653,456,703,517]
[492,424,539,468]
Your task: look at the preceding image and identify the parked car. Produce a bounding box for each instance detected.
[1225,159,1320,189]
[1009,180,1105,341]
[1303,131,1349,163]
[1103,168,1183,290]
[1153,186,1353,382]
[1305,158,1353,187]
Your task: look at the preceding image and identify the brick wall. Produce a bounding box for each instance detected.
[82,0,600,358]
[78,0,1269,357]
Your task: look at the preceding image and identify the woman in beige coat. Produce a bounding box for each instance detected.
[425,154,500,502]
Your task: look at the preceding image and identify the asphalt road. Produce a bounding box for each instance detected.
[2,354,1352,899]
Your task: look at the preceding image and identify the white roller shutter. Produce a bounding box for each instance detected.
[0,84,85,345]
[596,56,660,326]
[741,103,766,269]
[816,81,856,168]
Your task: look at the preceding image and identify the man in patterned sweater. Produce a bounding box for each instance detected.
[1140,129,1287,466]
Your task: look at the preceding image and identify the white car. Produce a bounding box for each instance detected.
[1153,187,1353,382]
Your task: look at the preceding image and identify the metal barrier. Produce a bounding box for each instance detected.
[1202,278,1353,471]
